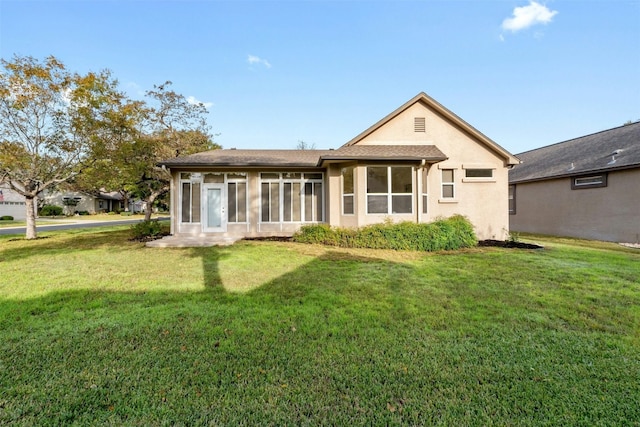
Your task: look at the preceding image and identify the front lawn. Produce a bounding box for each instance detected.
[0,227,638,425]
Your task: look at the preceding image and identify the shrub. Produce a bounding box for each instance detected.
[130,220,169,240]
[76,210,90,216]
[0,215,14,221]
[40,205,63,216]
[120,211,133,216]
[293,215,477,251]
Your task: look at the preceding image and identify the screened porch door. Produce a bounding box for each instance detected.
[202,183,227,232]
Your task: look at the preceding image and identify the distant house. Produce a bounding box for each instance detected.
[0,183,27,220]
[509,122,640,243]
[42,191,144,214]
[158,92,520,244]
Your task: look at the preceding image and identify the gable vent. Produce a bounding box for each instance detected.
[414,117,426,133]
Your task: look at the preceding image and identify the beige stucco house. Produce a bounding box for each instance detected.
[509,122,640,243]
[158,93,520,245]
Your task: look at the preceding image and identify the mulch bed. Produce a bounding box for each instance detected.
[478,239,544,249]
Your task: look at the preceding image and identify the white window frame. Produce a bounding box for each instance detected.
[225,173,248,224]
[179,173,202,224]
[342,166,355,216]
[440,168,455,200]
[259,172,324,224]
[366,166,413,215]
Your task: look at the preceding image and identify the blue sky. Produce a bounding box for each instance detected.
[1,0,639,154]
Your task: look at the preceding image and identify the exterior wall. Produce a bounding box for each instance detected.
[510,168,640,243]
[353,101,510,240]
[0,184,26,220]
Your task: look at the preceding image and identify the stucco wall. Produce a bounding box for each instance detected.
[354,101,511,240]
[510,168,640,243]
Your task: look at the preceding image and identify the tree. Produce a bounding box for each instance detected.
[0,55,124,239]
[131,82,219,220]
[296,140,316,150]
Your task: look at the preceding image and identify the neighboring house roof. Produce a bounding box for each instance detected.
[510,122,640,184]
[342,92,520,166]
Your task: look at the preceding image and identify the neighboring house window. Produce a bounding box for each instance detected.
[180,173,201,223]
[260,172,323,223]
[422,168,428,214]
[571,173,607,189]
[227,173,247,223]
[342,166,355,215]
[441,169,455,199]
[508,185,516,215]
[366,166,412,214]
[414,117,426,133]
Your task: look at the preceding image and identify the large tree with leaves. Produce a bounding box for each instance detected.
[0,55,126,239]
[129,82,219,220]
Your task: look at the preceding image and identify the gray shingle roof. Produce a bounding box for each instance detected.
[509,122,640,183]
[160,145,447,168]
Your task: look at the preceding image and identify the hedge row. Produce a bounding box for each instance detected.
[293,215,477,251]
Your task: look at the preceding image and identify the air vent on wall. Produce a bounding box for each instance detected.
[414,117,426,133]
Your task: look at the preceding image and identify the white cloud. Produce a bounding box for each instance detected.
[247,54,272,69]
[502,1,558,33]
[187,96,213,109]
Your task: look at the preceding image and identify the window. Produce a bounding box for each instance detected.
[260,172,323,223]
[342,166,355,215]
[366,166,413,214]
[227,173,247,223]
[508,185,516,215]
[465,169,493,179]
[414,117,426,132]
[441,169,455,199]
[181,180,201,223]
[572,174,607,189]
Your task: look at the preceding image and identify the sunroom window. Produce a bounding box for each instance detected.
[366,166,413,214]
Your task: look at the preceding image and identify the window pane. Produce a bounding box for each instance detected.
[228,183,237,222]
[342,166,354,194]
[181,182,191,222]
[191,183,201,222]
[442,169,454,183]
[392,195,412,214]
[367,167,388,193]
[261,183,270,222]
[180,173,191,180]
[391,167,412,193]
[367,195,388,214]
[227,173,246,180]
[422,195,428,214]
[261,173,280,180]
[314,182,323,221]
[442,184,454,198]
[304,173,322,180]
[283,172,301,179]
[237,183,247,222]
[270,182,279,222]
[292,183,301,221]
[304,182,313,221]
[343,195,354,215]
[283,183,292,222]
[465,169,493,178]
[204,173,224,183]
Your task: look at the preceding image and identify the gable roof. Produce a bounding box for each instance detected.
[318,145,447,165]
[342,92,520,166]
[509,122,640,184]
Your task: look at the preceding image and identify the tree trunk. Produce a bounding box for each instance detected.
[144,193,157,221]
[25,196,37,239]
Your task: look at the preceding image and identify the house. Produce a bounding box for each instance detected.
[0,183,27,220]
[509,122,640,243]
[158,92,520,245]
[42,191,143,214]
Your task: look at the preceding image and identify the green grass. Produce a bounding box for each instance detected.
[0,227,639,425]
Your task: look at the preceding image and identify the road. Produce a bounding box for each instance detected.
[0,217,169,235]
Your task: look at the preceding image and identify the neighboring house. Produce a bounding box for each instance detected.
[509,122,640,243]
[43,191,131,214]
[0,183,27,220]
[159,92,520,242]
